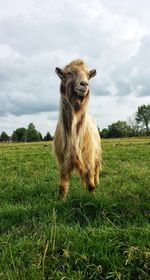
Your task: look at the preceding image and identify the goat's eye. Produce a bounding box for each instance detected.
[66,72,72,77]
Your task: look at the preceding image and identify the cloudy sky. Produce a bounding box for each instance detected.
[0,0,150,136]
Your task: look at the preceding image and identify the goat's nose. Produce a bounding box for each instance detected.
[80,80,89,87]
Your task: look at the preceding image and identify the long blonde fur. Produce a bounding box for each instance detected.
[54,59,102,199]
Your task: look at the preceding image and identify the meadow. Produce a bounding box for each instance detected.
[0,138,150,280]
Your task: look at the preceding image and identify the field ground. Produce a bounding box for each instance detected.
[0,137,150,279]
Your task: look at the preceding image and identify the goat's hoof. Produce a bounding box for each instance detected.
[58,193,67,201]
[89,189,95,196]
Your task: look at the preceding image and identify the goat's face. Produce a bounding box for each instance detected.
[55,60,96,110]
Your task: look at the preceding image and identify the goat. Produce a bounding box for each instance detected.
[54,59,101,199]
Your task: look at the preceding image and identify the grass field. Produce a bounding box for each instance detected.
[0,138,150,280]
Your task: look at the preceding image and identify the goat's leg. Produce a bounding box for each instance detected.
[59,173,70,200]
[86,170,95,194]
[59,164,73,200]
[94,160,100,185]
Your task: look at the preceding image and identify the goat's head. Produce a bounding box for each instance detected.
[55,59,96,111]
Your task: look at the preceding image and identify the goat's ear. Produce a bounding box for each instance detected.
[89,69,97,79]
[55,67,66,81]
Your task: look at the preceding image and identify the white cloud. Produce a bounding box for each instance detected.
[0,0,150,135]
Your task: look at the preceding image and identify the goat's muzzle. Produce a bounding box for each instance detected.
[75,80,89,97]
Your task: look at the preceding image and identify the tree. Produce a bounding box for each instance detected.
[12,131,18,142]
[128,116,141,136]
[0,131,9,142]
[101,128,109,138]
[11,124,42,142]
[12,128,27,142]
[107,121,132,138]
[136,104,150,135]
[26,123,41,142]
[37,132,43,141]
[28,123,35,130]
[44,132,53,141]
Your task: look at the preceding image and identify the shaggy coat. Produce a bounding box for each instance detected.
[54,59,101,199]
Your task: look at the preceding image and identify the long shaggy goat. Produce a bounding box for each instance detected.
[54,59,101,199]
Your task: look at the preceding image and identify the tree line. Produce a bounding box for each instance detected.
[0,104,150,142]
[0,123,53,142]
[100,104,150,138]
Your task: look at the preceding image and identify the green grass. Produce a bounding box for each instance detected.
[0,138,150,279]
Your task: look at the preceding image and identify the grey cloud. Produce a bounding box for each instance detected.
[116,81,131,96]
[91,80,112,96]
[0,0,150,129]
[130,35,150,97]
[0,49,60,116]
[7,99,58,116]
[102,0,150,29]
[105,34,150,97]
[124,35,150,97]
